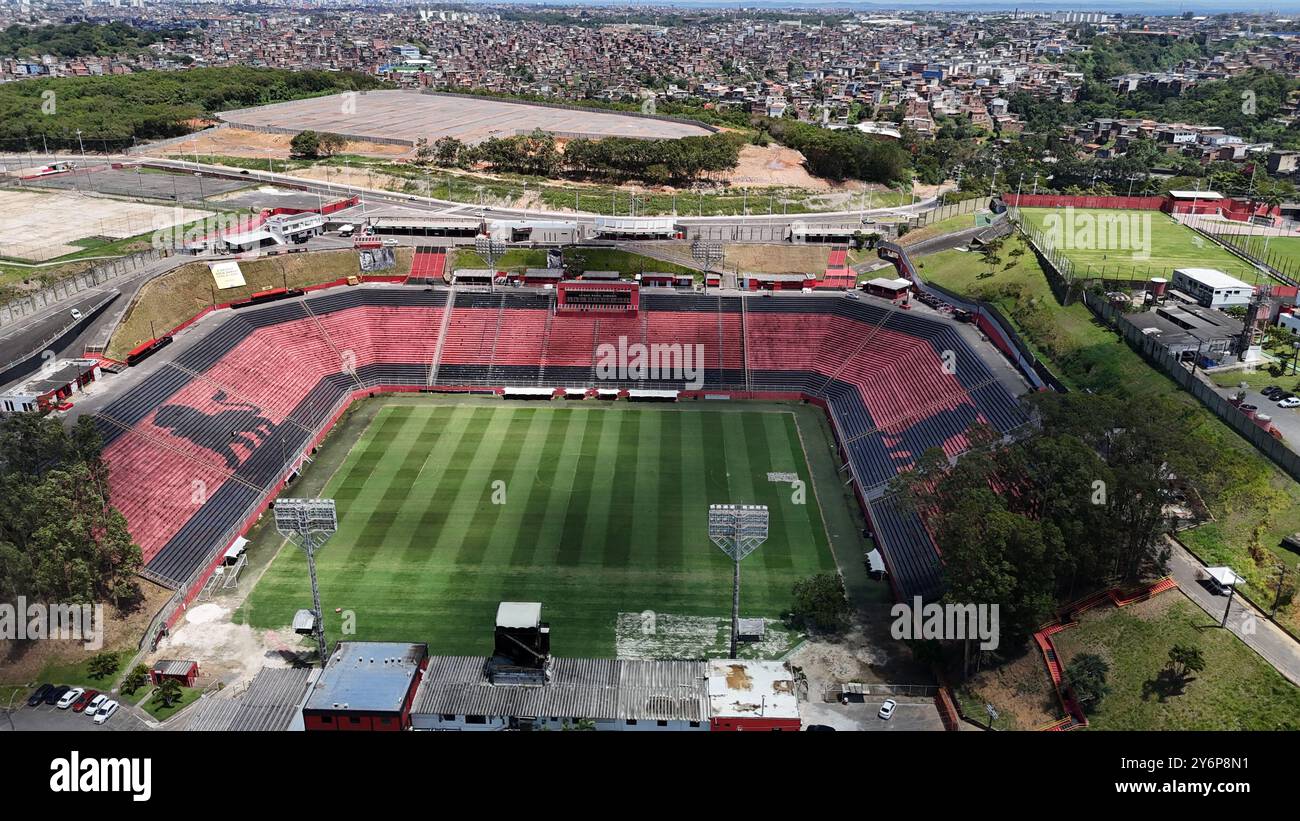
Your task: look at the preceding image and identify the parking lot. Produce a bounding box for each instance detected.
[800,696,948,732]
[2,695,148,732]
[1214,383,1300,444]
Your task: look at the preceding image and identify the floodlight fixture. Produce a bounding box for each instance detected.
[708,504,769,657]
[275,498,338,665]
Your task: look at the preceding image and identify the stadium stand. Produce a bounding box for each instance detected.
[96,284,1027,606]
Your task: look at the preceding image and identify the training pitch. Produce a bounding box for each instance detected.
[241,401,838,658]
[1018,207,1261,283]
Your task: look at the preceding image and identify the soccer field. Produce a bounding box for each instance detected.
[241,402,837,658]
[1019,207,1261,283]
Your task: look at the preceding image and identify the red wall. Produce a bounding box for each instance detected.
[711,717,801,732]
[1004,194,1165,211]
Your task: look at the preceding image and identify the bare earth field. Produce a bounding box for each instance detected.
[0,189,212,262]
[160,127,410,161]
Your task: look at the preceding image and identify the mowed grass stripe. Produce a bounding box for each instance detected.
[531,409,593,566]
[397,407,493,567]
[558,409,610,566]
[434,407,519,566]
[601,410,642,569]
[334,409,444,578]
[507,409,576,568]
[479,409,556,568]
[451,409,538,567]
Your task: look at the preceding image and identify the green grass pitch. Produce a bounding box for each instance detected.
[241,403,837,658]
[1018,207,1262,283]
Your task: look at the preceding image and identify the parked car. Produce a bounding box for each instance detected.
[26,684,54,707]
[84,693,108,718]
[1263,385,1282,396]
[805,724,837,732]
[878,698,897,720]
[56,687,84,709]
[72,689,99,713]
[1279,397,1300,408]
[93,700,119,725]
[43,685,70,706]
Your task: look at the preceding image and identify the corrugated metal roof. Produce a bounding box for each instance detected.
[152,659,197,676]
[411,656,709,722]
[181,667,312,732]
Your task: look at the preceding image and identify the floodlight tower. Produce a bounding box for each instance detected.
[692,239,723,292]
[475,234,507,292]
[708,504,769,657]
[274,498,338,665]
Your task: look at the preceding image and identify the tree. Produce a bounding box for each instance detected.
[88,651,120,681]
[317,132,346,157]
[790,573,849,633]
[152,677,182,708]
[1065,653,1111,713]
[121,664,149,696]
[289,130,320,159]
[1166,643,1206,681]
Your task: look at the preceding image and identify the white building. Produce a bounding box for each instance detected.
[1171,267,1253,309]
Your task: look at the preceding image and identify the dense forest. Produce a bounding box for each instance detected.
[0,22,183,58]
[416,129,743,185]
[0,414,142,611]
[758,117,912,185]
[0,67,386,150]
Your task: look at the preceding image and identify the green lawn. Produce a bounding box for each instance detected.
[1018,207,1262,284]
[1053,596,1300,730]
[1209,233,1300,280]
[240,403,837,658]
[139,685,203,721]
[920,235,1300,634]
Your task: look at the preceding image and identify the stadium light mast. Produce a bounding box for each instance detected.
[475,234,506,292]
[708,504,769,657]
[692,239,723,292]
[274,498,338,666]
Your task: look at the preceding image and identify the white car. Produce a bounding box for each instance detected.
[1279,397,1300,409]
[878,698,897,720]
[56,687,84,709]
[70,308,83,321]
[93,700,119,725]
[84,693,108,718]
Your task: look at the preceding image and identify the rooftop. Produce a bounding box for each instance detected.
[1175,267,1252,290]
[303,641,427,713]
[707,659,800,720]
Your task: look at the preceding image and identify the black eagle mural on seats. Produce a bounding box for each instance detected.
[153,390,279,470]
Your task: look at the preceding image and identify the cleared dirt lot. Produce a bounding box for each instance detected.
[219,90,714,145]
[158,126,410,160]
[0,189,212,262]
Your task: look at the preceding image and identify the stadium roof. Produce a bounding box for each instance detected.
[411,657,709,722]
[303,641,427,713]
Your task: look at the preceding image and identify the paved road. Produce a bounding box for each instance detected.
[1166,537,1300,687]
